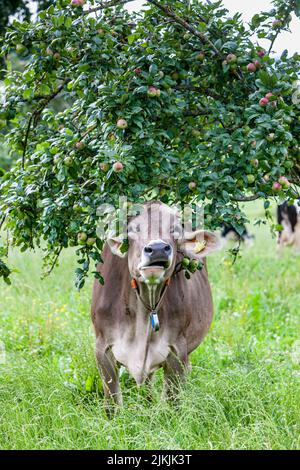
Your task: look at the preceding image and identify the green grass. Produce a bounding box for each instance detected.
[0,201,299,450]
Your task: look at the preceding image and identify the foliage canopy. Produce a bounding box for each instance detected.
[0,0,300,287]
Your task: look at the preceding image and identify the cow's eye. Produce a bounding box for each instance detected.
[128,224,140,240]
[172,225,182,239]
[130,224,140,233]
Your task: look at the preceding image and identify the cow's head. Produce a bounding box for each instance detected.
[107,202,220,284]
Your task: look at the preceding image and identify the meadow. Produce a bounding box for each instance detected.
[0,201,299,450]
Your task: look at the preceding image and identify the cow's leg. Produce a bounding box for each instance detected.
[163,344,188,401]
[95,337,122,417]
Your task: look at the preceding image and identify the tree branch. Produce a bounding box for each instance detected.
[43,246,63,277]
[83,0,135,16]
[0,215,5,231]
[268,4,294,54]
[184,109,210,116]
[289,178,300,187]
[233,194,261,202]
[175,84,221,100]
[146,0,242,80]
[22,80,70,169]
[147,0,221,56]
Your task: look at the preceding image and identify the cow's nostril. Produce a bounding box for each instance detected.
[164,244,171,253]
[144,246,153,254]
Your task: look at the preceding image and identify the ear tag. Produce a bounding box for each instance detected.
[194,240,206,254]
[150,311,160,332]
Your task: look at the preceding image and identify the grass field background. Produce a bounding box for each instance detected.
[0,201,299,450]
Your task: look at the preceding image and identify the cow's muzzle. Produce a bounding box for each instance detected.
[138,240,173,283]
[142,240,172,268]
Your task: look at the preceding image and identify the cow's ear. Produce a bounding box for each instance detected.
[179,230,221,259]
[107,236,128,258]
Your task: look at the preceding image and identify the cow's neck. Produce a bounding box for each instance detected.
[135,281,166,313]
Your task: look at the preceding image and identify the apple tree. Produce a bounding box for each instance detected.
[0,0,300,287]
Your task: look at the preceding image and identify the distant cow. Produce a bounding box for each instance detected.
[91,201,220,414]
[277,201,300,250]
[221,223,254,246]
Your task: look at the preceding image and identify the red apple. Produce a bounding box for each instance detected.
[71,0,85,6]
[116,118,128,129]
[273,182,282,191]
[134,67,142,75]
[259,97,269,106]
[147,86,160,97]
[257,49,266,58]
[247,63,256,72]
[113,161,123,172]
[265,92,273,99]
[278,176,290,188]
[75,141,85,150]
[272,19,282,29]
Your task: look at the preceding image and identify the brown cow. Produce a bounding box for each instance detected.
[91,201,220,414]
